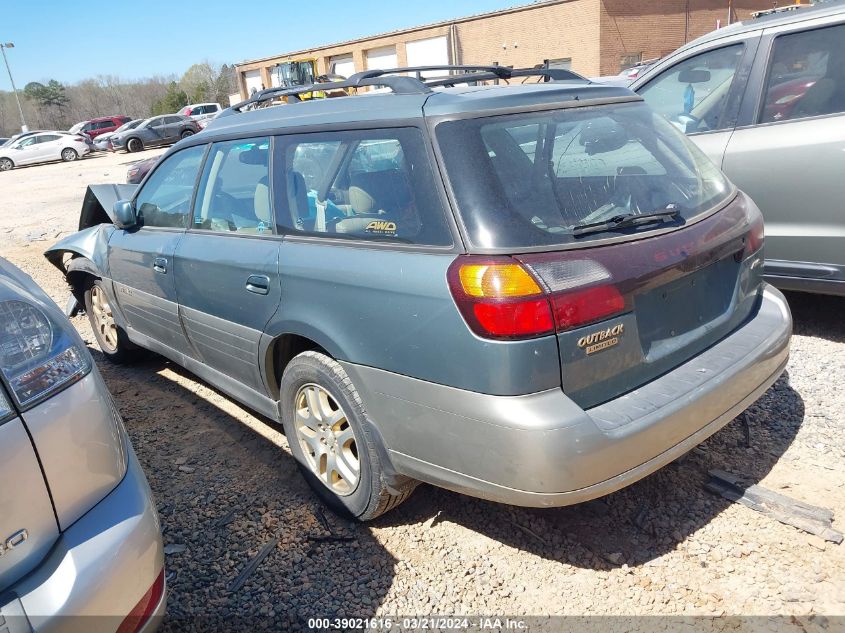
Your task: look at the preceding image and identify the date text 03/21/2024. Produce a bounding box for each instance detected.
[306,617,528,630]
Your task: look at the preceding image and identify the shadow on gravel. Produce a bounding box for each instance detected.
[783,291,845,343]
[377,373,804,571]
[89,350,397,632]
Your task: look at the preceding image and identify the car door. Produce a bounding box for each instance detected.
[633,32,760,166]
[108,143,207,356]
[146,116,169,146]
[720,16,845,285]
[173,137,280,392]
[163,116,183,143]
[35,134,62,161]
[13,136,39,165]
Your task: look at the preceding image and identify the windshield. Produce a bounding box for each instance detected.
[277,61,315,87]
[435,101,732,249]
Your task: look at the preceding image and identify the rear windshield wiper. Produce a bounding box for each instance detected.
[572,203,682,237]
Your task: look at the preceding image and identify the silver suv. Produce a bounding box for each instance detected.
[47,66,791,520]
[632,1,845,296]
[0,258,164,631]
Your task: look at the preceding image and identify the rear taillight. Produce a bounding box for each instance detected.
[551,284,625,331]
[447,258,554,339]
[746,210,764,257]
[447,256,625,340]
[116,568,165,633]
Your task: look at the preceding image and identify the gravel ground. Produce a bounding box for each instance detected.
[1,156,843,630]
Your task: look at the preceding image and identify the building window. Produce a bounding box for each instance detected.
[620,53,643,72]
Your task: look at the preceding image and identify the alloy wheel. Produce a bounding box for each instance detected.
[293,383,360,495]
[90,285,118,352]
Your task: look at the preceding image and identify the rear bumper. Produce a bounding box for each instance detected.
[6,446,164,633]
[342,285,792,507]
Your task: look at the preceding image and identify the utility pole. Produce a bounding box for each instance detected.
[1,42,28,133]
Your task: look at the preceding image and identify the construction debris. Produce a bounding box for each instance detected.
[706,469,842,544]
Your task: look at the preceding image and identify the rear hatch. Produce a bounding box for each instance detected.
[436,96,765,407]
[0,399,59,591]
[518,194,762,407]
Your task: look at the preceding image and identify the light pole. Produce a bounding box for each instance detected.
[0,42,28,133]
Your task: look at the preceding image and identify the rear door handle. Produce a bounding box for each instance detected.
[245,274,270,295]
[153,257,167,274]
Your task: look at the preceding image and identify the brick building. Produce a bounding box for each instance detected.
[234,0,777,99]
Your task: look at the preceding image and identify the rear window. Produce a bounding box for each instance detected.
[435,101,732,249]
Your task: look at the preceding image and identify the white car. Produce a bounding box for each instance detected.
[178,102,222,128]
[0,132,91,171]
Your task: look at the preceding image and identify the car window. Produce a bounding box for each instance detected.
[435,101,732,249]
[37,134,61,143]
[18,137,36,148]
[760,23,845,123]
[165,116,183,125]
[639,44,744,134]
[276,128,452,246]
[193,138,272,234]
[134,144,206,229]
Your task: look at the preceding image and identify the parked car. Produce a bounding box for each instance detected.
[630,1,845,296]
[0,257,164,630]
[0,138,7,145]
[111,115,201,153]
[0,132,91,171]
[69,116,132,140]
[94,118,144,151]
[179,103,222,128]
[127,155,160,183]
[46,65,791,521]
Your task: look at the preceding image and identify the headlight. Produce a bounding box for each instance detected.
[0,300,91,408]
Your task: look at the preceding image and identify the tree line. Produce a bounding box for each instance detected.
[0,62,237,136]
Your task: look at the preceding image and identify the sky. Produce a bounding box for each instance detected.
[1,0,513,87]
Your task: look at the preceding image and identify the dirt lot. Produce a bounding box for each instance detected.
[1,154,844,630]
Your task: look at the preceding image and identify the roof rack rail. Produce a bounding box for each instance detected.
[226,64,590,114]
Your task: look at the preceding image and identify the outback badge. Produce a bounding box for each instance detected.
[577,323,624,355]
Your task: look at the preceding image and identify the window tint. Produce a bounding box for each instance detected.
[18,137,36,147]
[193,138,272,234]
[639,44,744,133]
[276,128,452,246]
[135,144,205,229]
[94,121,112,130]
[435,101,732,249]
[37,134,61,143]
[760,23,845,123]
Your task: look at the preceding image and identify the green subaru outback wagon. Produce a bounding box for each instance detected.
[47,66,791,520]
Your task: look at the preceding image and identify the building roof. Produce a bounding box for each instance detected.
[234,0,577,68]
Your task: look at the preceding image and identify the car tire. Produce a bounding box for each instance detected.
[180,130,194,139]
[83,278,143,364]
[0,157,13,171]
[61,148,78,162]
[127,138,143,153]
[280,351,417,521]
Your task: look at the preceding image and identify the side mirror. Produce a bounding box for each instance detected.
[678,68,711,84]
[113,200,137,229]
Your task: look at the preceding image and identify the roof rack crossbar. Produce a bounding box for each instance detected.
[226,64,589,114]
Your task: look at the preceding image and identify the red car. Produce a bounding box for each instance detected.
[70,116,132,139]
